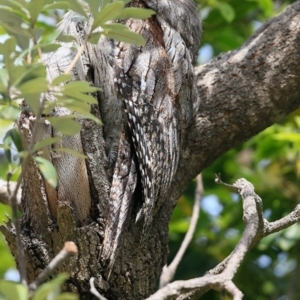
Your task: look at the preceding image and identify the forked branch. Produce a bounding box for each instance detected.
[146,176,300,300]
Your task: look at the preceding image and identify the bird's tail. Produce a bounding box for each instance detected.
[101,132,137,278]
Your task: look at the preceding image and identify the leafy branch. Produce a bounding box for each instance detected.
[0,0,155,297]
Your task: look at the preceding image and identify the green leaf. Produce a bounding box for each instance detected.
[0,21,31,50]
[0,280,28,300]
[169,218,190,233]
[26,0,47,25]
[63,0,88,18]
[9,66,26,89]
[74,111,101,125]
[23,94,41,115]
[57,99,101,124]
[54,148,87,159]
[101,0,111,7]
[31,273,68,300]
[0,0,29,16]
[58,98,91,111]
[88,32,102,44]
[0,5,31,49]
[85,0,100,15]
[48,117,82,135]
[34,156,57,188]
[31,27,44,41]
[51,74,72,86]
[18,77,48,95]
[0,68,9,91]
[9,128,23,152]
[42,101,57,115]
[255,0,273,16]
[118,7,155,20]
[273,132,300,143]
[103,23,145,46]
[3,128,23,163]
[63,92,98,104]
[17,43,58,61]
[31,273,69,300]
[12,63,46,88]
[33,136,62,152]
[42,2,70,11]
[0,38,17,76]
[63,81,98,94]
[54,293,78,300]
[39,43,61,53]
[3,137,12,163]
[0,8,23,28]
[277,236,296,252]
[216,2,235,23]
[92,1,125,29]
[0,105,20,121]
[56,34,77,43]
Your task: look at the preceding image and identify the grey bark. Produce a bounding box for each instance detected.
[1,1,300,300]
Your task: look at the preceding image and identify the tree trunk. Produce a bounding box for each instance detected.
[1,1,300,300]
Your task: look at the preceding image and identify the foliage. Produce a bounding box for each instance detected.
[0,274,77,300]
[0,0,154,188]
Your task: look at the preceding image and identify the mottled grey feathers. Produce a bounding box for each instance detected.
[99,0,202,277]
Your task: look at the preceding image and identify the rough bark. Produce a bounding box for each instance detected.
[1,1,300,300]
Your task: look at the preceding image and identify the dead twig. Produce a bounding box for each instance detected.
[90,277,109,300]
[159,174,203,288]
[29,242,78,291]
[147,175,300,299]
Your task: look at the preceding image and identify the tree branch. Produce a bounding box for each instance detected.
[89,278,109,300]
[263,204,300,235]
[29,242,78,291]
[172,1,300,206]
[159,174,203,288]
[147,176,300,300]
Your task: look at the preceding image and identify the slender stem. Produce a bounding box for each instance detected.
[90,278,109,300]
[64,36,89,74]
[29,242,78,291]
[159,174,203,288]
[8,165,27,285]
[32,30,43,60]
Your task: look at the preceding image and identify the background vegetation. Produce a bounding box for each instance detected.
[0,0,299,299]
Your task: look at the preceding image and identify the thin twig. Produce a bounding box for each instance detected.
[159,174,203,288]
[220,178,261,278]
[147,176,278,300]
[215,173,239,192]
[90,277,109,300]
[7,165,27,286]
[64,37,89,74]
[263,204,300,235]
[29,242,78,291]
